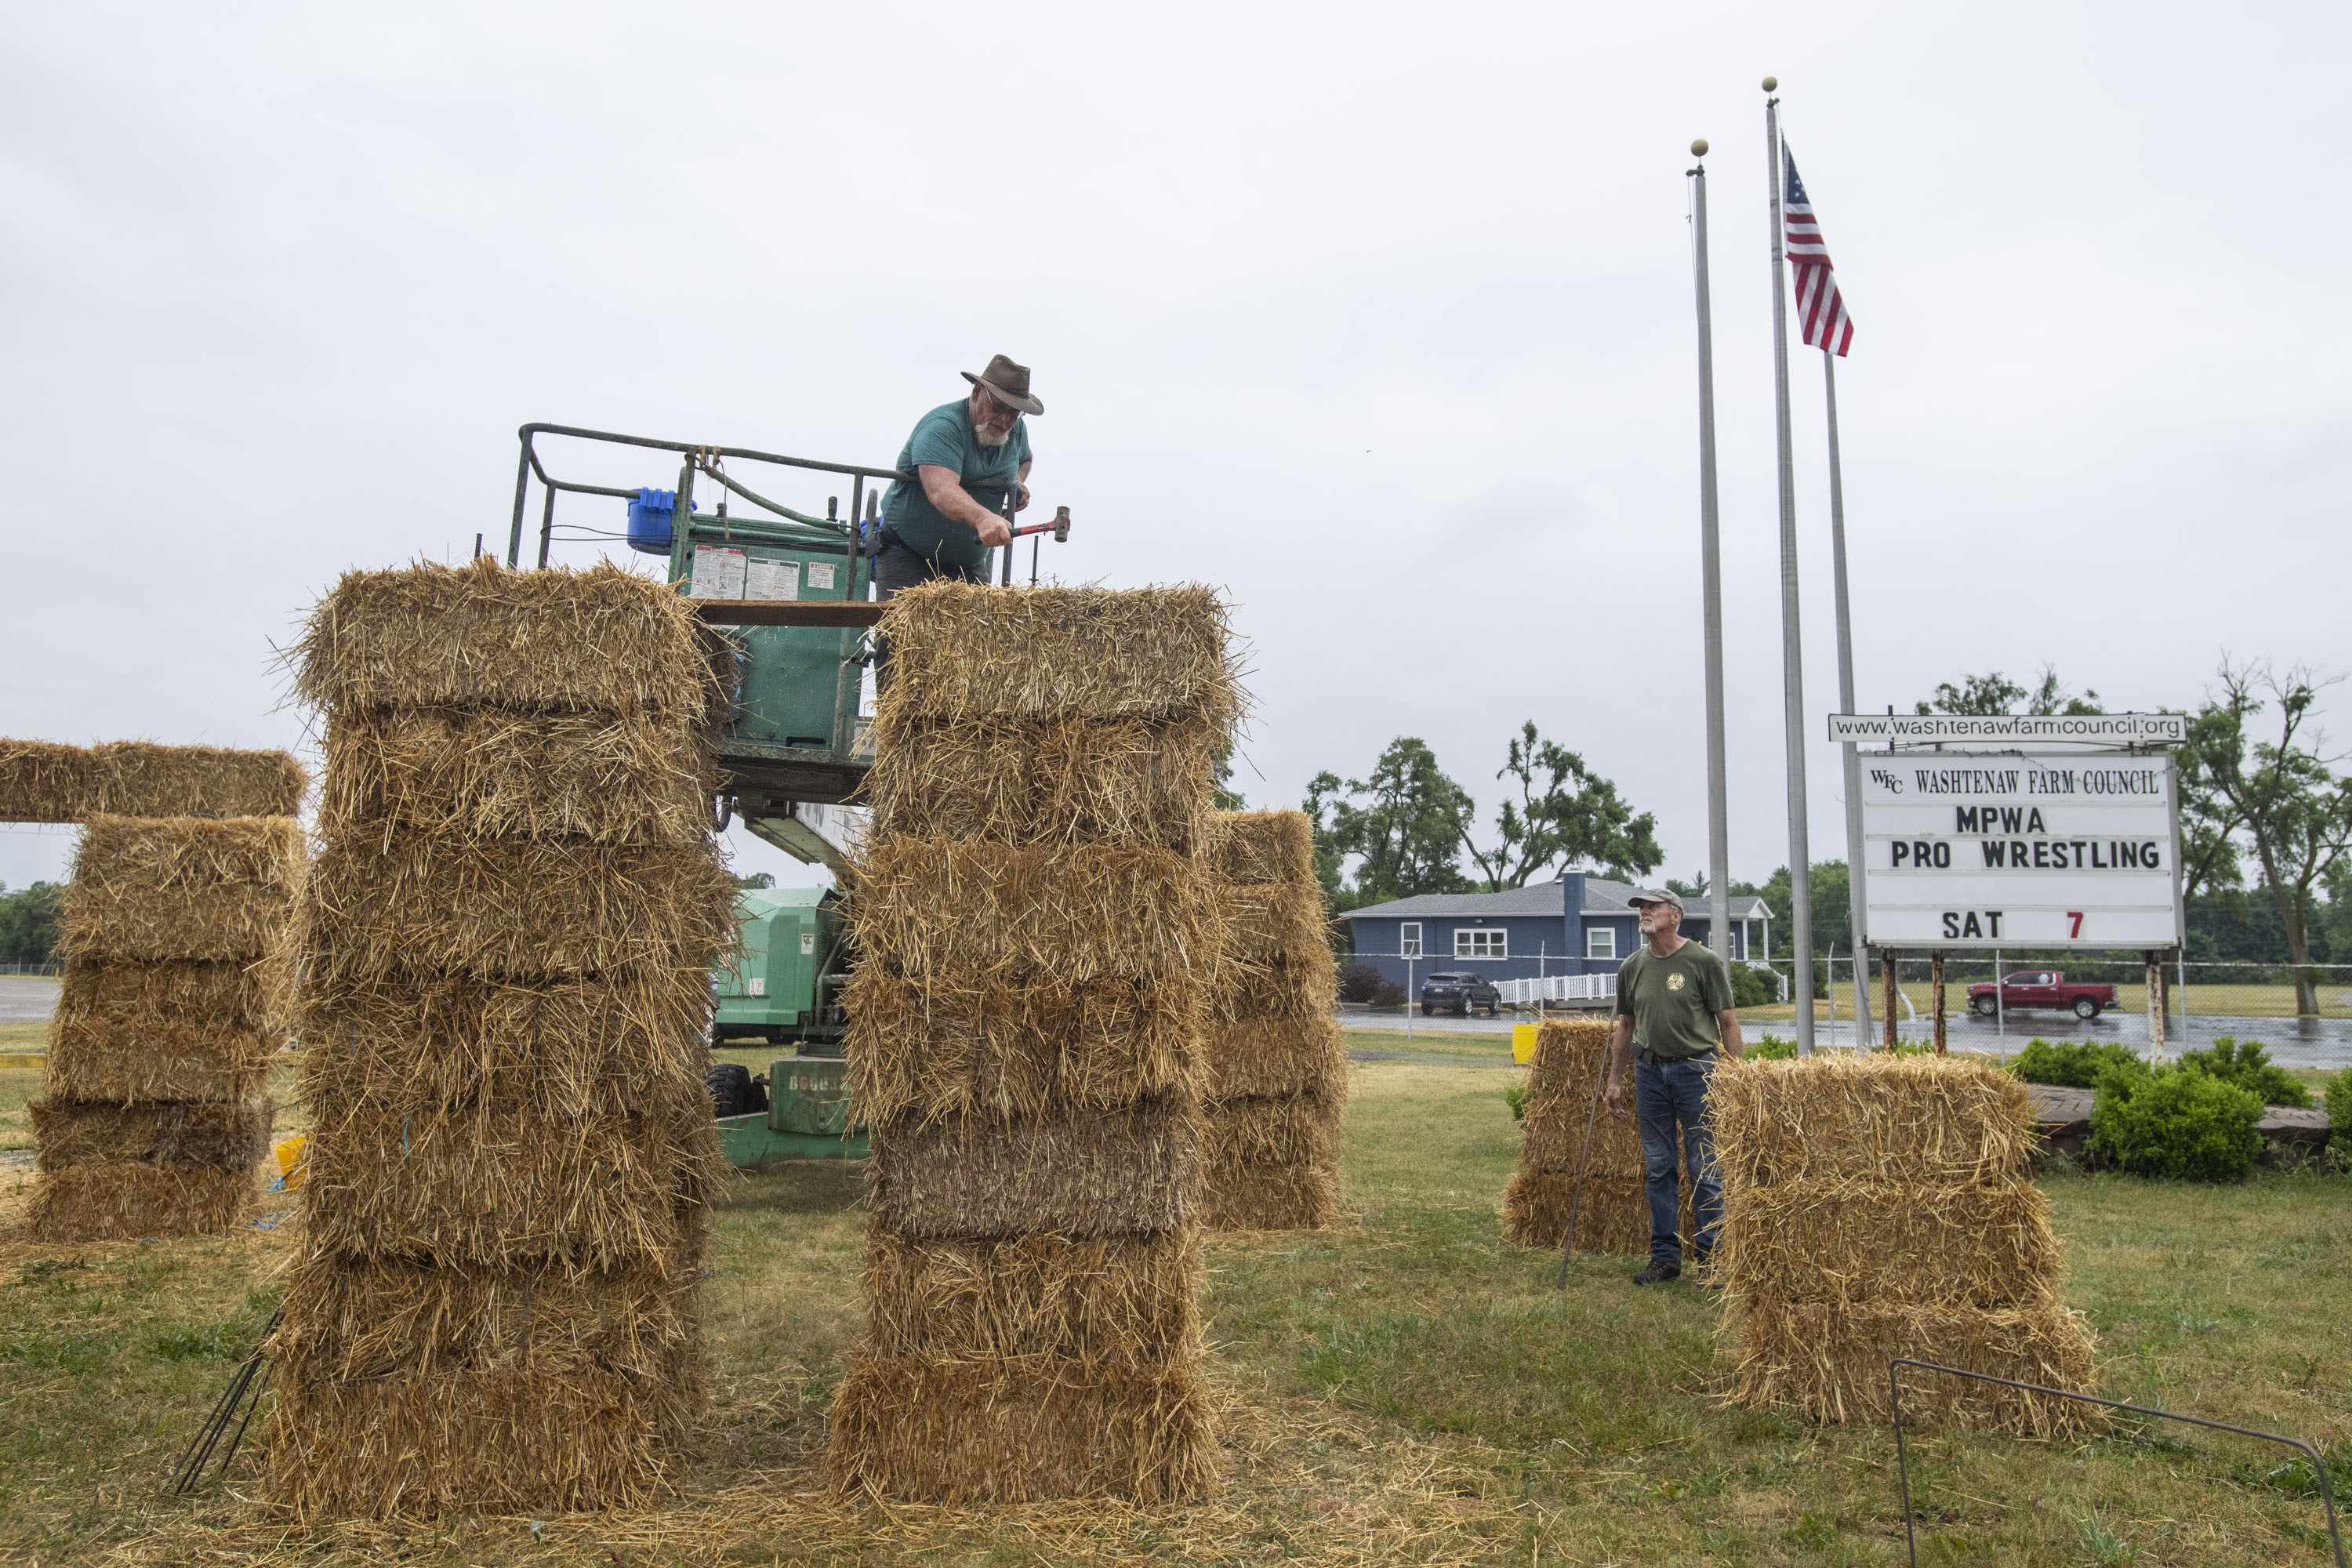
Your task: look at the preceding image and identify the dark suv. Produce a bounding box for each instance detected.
[1419,971,1502,1017]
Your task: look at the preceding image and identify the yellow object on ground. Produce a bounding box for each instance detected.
[1512,1024,1538,1065]
[0,1052,45,1070]
[274,1134,307,1189]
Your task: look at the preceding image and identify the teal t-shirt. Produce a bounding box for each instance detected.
[881,400,1033,573]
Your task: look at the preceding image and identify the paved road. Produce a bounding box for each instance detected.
[0,977,58,1024]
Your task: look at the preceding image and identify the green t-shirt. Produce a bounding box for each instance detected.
[880,399,1033,573]
[1615,938,1734,1059]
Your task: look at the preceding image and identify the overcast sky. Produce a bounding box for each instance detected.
[4,2,2347,896]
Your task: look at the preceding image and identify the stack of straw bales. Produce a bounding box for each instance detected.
[826,583,1238,1503]
[1200,808,1346,1230]
[1501,1017,1692,1255]
[1711,1053,2095,1432]
[264,561,736,1517]
[17,746,306,1241]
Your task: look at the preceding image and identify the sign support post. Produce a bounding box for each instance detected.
[1882,951,1899,1051]
[1930,952,1947,1056]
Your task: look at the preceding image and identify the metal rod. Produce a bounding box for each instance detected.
[1766,88,1815,1055]
[1995,946,2005,1036]
[1691,151,1733,976]
[506,437,533,567]
[517,421,910,484]
[1826,350,1873,1049]
[1889,1359,2348,1568]
[535,481,557,569]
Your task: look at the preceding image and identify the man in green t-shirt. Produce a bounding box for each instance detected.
[1601,887,1744,1286]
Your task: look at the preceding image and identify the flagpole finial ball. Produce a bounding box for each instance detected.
[1691,138,1709,157]
[1762,75,1777,91]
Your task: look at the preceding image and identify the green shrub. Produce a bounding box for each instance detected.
[2179,1036,2310,1109]
[2009,1038,2139,1088]
[2325,1068,2352,1134]
[1730,963,1777,1011]
[2089,1060,2263,1181]
[1337,964,1384,1004]
[1746,1034,1798,1061]
[1503,1082,1530,1121]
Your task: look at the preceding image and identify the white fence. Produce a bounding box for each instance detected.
[1492,973,1617,1007]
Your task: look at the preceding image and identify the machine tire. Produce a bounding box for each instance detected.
[1454,1000,1468,1018]
[705,1062,757,1118]
[2072,996,2100,1020]
[1971,994,1997,1018]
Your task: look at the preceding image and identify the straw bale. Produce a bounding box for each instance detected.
[57,815,303,964]
[845,970,1203,1126]
[90,742,306,819]
[850,838,1217,982]
[297,833,736,985]
[270,1251,699,1386]
[868,1102,1201,1240]
[1708,1053,2038,1190]
[0,739,93,822]
[1720,1181,2063,1308]
[1203,1012,1348,1100]
[824,1355,1218,1503]
[26,1163,250,1240]
[863,715,1221,852]
[290,557,720,727]
[1218,881,1334,971]
[317,706,713,845]
[861,1229,1202,1364]
[873,581,1241,728]
[1203,1094,1340,1170]
[1725,1297,2097,1435]
[1201,1160,1344,1231]
[1207,956,1339,1028]
[45,960,275,1102]
[263,1367,666,1519]
[1510,1017,1642,1178]
[30,1096,272,1171]
[299,1086,722,1270]
[1501,1171,1652,1254]
[1207,808,1316,887]
[296,969,708,1119]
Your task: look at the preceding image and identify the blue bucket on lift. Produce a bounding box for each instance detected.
[626,488,697,555]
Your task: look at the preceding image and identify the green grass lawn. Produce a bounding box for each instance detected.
[4,1058,2352,1564]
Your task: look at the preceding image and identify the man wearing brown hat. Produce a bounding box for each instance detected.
[873,354,1042,601]
[1602,886,1744,1287]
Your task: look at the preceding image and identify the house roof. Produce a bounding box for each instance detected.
[1344,877,1770,923]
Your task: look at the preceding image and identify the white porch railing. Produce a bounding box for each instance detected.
[1492,973,1617,1006]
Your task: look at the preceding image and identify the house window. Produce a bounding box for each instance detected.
[1399,923,1422,959]
[1586,927,1616,961]
[1455,928,1507,960]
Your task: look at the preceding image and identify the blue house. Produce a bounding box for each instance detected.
[1342,874,1770,991]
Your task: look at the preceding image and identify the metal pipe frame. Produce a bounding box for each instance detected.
[1889,1358,2346,1568]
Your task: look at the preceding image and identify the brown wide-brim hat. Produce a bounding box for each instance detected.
[962,353,1044,416]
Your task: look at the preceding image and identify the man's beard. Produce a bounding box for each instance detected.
[974,421,1014,448]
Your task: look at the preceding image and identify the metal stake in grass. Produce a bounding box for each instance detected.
[1554,1064,1606,1289]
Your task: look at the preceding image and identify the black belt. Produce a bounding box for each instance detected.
[1636,1047,1716,1066]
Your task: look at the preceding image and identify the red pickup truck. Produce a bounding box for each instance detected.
[1966,971,2119,1020]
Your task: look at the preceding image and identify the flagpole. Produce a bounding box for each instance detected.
[1825,349,1873,1049]
[1690,142,1733,972]
[1765,77,1816,1056]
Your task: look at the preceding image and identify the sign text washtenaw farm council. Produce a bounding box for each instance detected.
[1857,754,2183,949]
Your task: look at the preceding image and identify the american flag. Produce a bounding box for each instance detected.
[1782,143,1853,356]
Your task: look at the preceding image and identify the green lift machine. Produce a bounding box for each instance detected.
[506,423,1070,1167]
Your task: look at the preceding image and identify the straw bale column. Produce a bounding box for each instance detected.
[1711,1054,2095,1432]
[824,583,1238,1502]
[1200,809,1346,1229]
[1500,1017,1671,1255]
[15,745,306,1242]
[263,561,734,1517]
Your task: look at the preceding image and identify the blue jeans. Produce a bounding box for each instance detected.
[1635,1054,1724,1265]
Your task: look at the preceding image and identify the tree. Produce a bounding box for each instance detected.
[1211,742,1245,812]
[1456,721,1661,891]
[736,872,775,891]
[1915,662,2101,718]
[0,880,66,967]
[2172,703,2247,906]
[2193,658,2352,1015]
[1305,739,1475,904]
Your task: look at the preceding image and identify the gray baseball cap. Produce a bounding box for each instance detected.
[1629,887,1684,912]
